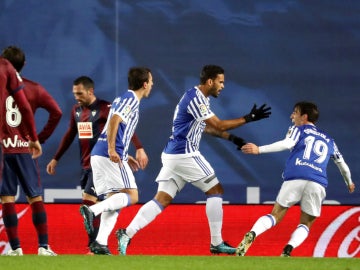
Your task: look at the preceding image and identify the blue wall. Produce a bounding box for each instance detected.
[1,0,359,204]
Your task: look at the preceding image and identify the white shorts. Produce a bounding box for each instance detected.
[90,155,137,196]
[276,179,326,217]
[155,153,219,198]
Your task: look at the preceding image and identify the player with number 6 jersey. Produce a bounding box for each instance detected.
[236,101,355,257]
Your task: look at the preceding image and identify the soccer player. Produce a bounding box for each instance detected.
[0,55,41,160]
[236,101,355,257]
[46,76,148,252]
[115,65,271,255]
[1,46,61,256]
[79,67,153,255]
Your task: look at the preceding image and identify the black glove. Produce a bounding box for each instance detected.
[228,134,246,149]
[244,103,271,123]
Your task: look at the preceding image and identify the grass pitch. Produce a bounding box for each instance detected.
[0,255,358,270]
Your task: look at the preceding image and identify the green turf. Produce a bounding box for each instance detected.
[0,255,358,270]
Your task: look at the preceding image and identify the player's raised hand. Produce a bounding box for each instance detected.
[244,104,271,122]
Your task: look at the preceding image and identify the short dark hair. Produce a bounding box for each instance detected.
[73,76,94,90]
[294,101,319,123]
[128,67,151,90]
[199,65,224,84]
[1,46,25,72]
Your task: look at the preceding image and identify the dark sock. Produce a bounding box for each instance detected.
[31,201,48,248]
[2,202,20,250]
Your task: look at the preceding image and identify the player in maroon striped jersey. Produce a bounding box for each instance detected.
[1,46,62,256]
[0,58,41,159]
[46,76,148,252]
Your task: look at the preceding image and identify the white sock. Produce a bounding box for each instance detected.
[251,214,276,237]
[91,193,130,216]
[206,196,223,246]
[126,199,162,238]
[287,224,309,248]
[96,210,119,245]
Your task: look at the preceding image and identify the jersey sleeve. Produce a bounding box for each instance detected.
[5,66,38,141]
[188,95,214,121]
[113,96,138,124]
[32,82,63,143]
[12,88,38,141]
[259,126,297,153]
[53,106,77,161]
[331,141,353,187]
[131,133,143,149]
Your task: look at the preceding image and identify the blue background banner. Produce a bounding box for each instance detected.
[1,0,359,204]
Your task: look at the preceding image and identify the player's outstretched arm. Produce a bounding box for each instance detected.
[241,143,260,154]
[334,159,355,193]
[228,134,246,149]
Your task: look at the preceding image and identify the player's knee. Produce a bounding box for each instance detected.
[128,192,139,205]
[154,191,173,208]
[205,183,224,196]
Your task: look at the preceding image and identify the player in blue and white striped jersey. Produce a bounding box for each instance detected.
[236,101,355,257]
[79,67,153,255]
[115,65,271,255]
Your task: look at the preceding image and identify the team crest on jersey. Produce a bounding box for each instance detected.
[199,104,207,115]
[123,105,131,116]
[92,110,97,116]
[77,122,93,138]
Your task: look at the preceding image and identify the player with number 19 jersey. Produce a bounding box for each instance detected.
[163,86,214,156]
[91,90,139,161]
[280,124,342,188]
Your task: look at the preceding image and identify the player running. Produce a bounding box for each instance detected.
[115,65,271,255]
[46,76,148,252]
[80,67,153,255]
[236,101,355,257]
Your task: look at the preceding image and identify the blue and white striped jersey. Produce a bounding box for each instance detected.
[283,124,342,187]
[91,90,139,161]
[163,86,214,156]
